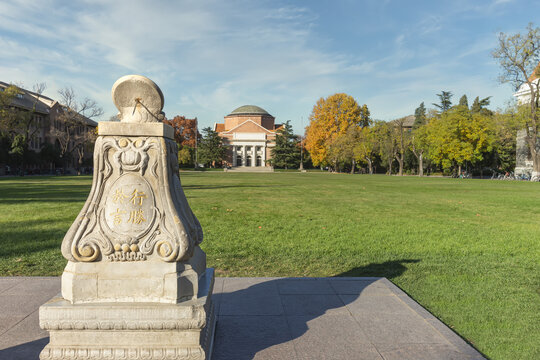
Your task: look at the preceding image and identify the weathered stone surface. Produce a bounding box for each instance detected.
[39,75,215,359]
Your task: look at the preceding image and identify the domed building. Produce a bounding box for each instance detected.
[214,105,282,168]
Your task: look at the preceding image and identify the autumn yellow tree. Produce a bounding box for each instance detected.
[305,93,369,168]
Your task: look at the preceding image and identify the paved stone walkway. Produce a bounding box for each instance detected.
[0,277,485,359]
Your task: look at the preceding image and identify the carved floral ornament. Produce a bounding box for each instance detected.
[61,75,203,263]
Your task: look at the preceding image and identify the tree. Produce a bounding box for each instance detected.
[490,107,522,172]
[163,115,198,148]
[413,102,427,128]
[373,121,397,175]
[327,126,358,173]
[197,127,225,167]
[305,93,367,167]
[0,83,47,174]
[178,146,194,167]
[353,127,377,174]
[392,117,410,176]
[470,96,492,114]
[52,87,103,171]
[425,106,494,174]
[432,91,453,112]
[410,124,429,176]
[459,95,469,109]
[492,23,540,180]
[269,121,300,169]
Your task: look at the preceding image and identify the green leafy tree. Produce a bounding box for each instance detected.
[1,83,47,174]
[433,91,453,112]
[353,127,377,174]
[269,121,300,169]
[373,121,397,175]
[198,127,225,168]
[410,124,430,176]
[327,126,358,173]
[492,23,540,180]
[459,95,469,109]
[425,106,494,174]
[471,96,492,115]
[178,146,194,167]
[413,102,427,128]
[489,108,522,172]
[392,117,410,176]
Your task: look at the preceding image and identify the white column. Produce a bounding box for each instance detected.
[242,146,247,167]
[251,146,256,167]
[262,145,267,166]
[232,146,236,166]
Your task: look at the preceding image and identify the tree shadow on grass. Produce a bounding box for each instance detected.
[0,183,90,204]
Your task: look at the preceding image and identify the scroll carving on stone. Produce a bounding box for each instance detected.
[60,75,203,263]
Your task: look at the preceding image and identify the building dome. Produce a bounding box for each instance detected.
[229,105,270,116]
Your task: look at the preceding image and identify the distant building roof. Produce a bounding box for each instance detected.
[402,115,415,128]
[0,81,52,114]
[215,123,225,132]
[228,105,271,116]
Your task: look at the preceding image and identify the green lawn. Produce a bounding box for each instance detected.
[0,173,539,359]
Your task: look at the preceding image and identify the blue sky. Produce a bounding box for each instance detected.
[0,0,538,133]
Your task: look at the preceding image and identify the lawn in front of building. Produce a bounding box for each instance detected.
[0,173,538,359]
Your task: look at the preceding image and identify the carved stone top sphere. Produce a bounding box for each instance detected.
[112,75,165,123]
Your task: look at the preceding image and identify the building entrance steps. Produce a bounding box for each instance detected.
[225,167,274,172]
[0,277,485,360]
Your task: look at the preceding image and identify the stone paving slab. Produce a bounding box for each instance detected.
[0,277,485,360]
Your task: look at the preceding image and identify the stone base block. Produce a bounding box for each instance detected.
[62,248,207,304]
[39,269,215,360]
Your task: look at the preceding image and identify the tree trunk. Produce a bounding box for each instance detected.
[418,153,423,177]
[532,151,540,181]
[388,159,393,175]
[458,164,462,177]
[398,154,404,176]
[350,159,355,174]
[366,158,373,175]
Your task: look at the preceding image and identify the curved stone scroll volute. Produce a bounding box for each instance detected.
[60,75,203,265]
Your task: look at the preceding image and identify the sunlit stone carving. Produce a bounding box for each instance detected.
[39,75,215,359]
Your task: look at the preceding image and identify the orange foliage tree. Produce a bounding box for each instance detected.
[304,93,369,167]
[163,115,198,148]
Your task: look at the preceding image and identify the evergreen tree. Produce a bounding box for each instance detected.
[413,102,427,128]
[432,91,453,112]
[471,96,492,114]
[459,95,469,109]
[197,127,225,167]
[269,121,300,169]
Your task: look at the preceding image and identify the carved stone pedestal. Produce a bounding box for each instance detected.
[39,75,215,359]
[39,269,215,360]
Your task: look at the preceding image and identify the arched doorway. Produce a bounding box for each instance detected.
[246,156,252,167]
[256,156,262,167]
[236,156,242,166]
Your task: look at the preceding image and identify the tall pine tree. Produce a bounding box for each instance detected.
[433,91,453,112]
[269,120,300,169]
[413,102,426,128]
[198,127,225,168]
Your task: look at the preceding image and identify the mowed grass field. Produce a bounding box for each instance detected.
[0,172,539,359]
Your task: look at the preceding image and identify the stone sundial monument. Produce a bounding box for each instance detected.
[39,75,216,359]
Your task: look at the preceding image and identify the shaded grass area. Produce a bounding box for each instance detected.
[0,173,539,359]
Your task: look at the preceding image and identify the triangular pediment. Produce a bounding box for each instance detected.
[223,119,273,134]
